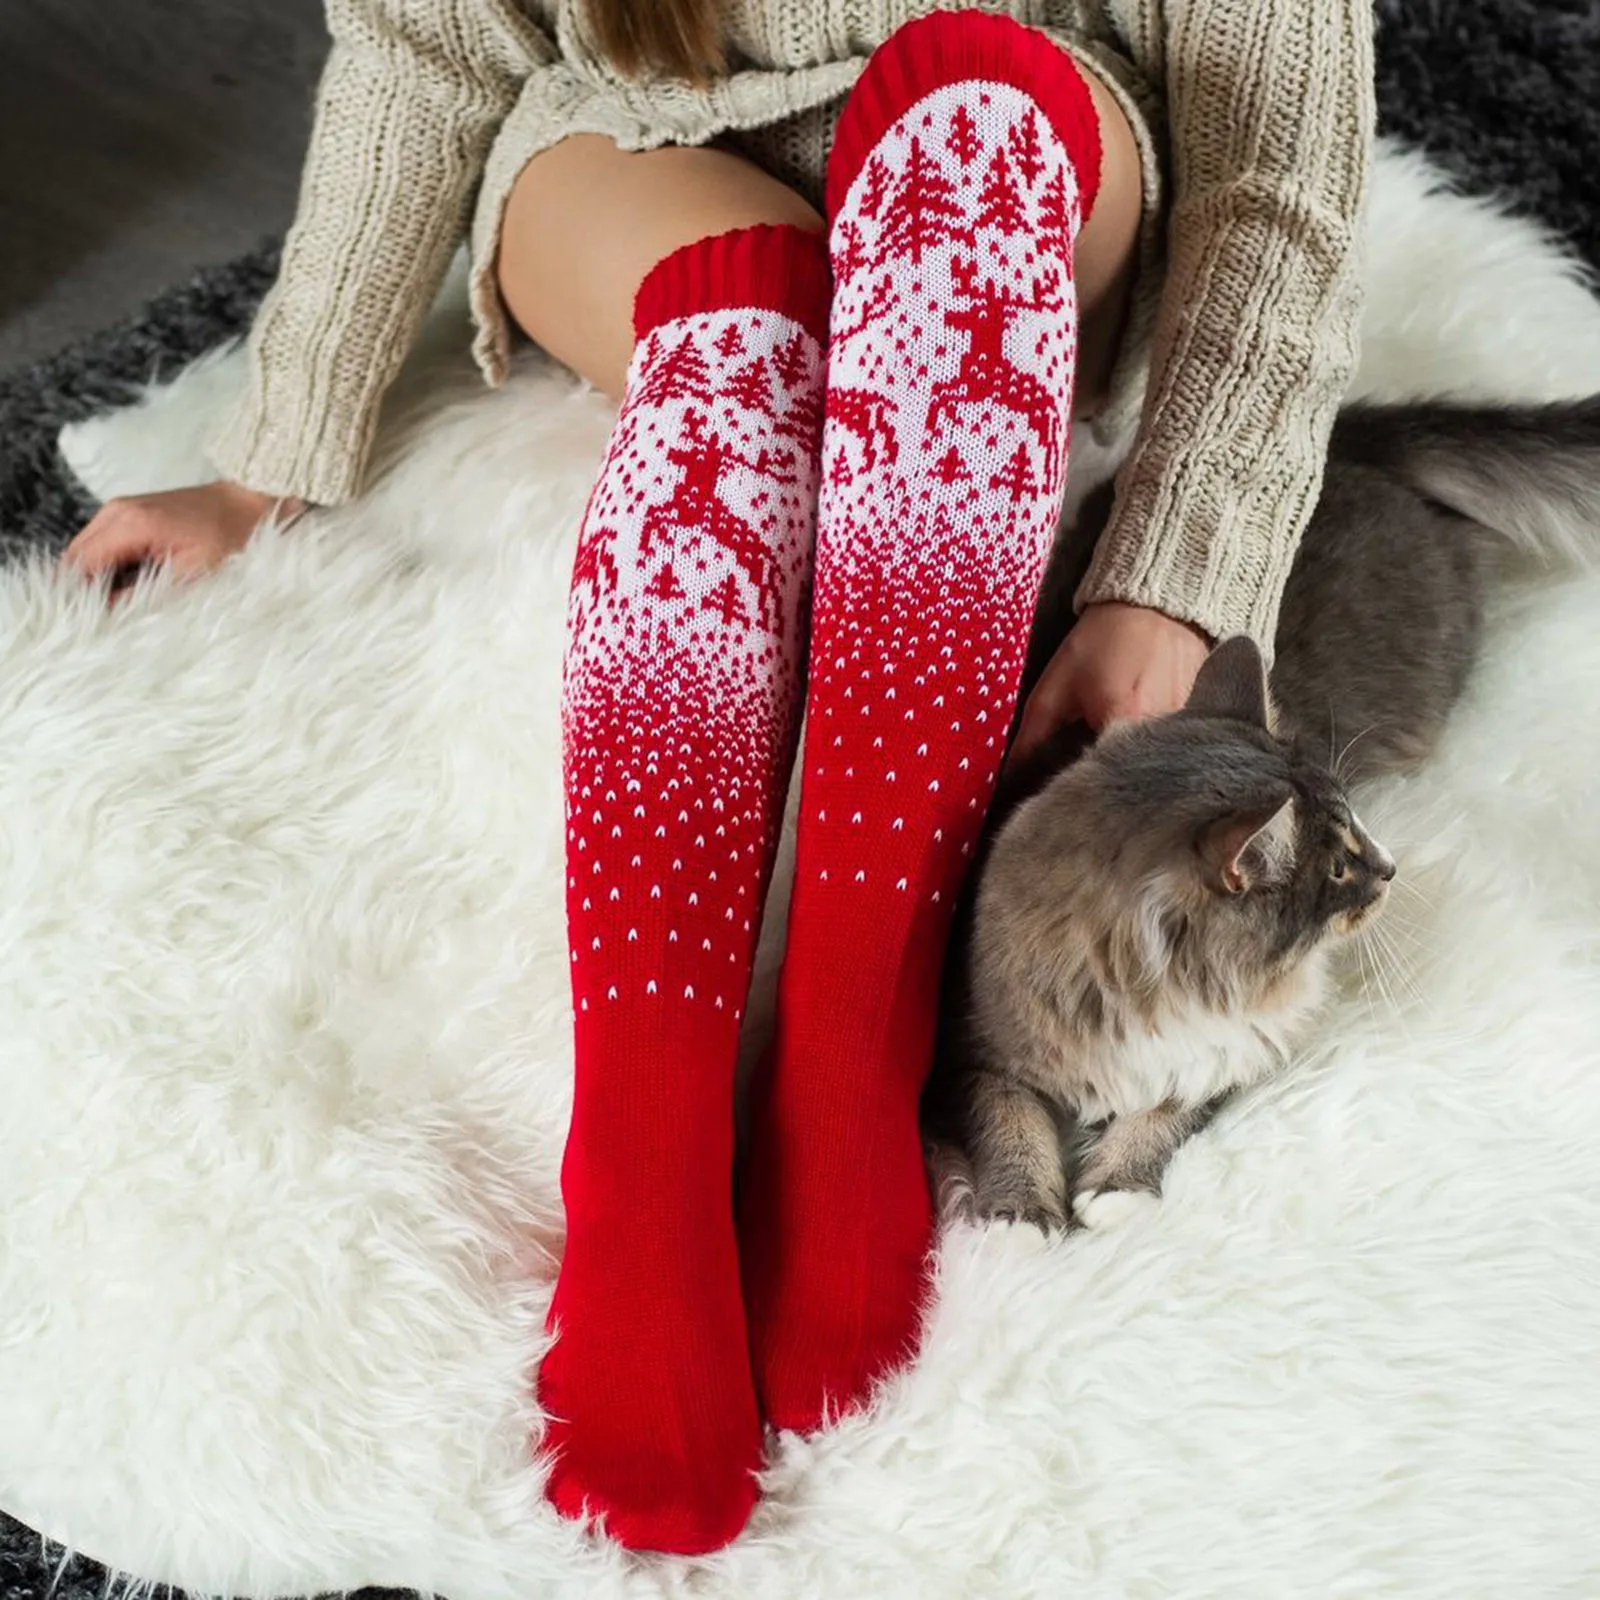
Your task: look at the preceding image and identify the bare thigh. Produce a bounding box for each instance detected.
[1066,57,1144,416]
[498,137,822,400]
[497,57,1142,410]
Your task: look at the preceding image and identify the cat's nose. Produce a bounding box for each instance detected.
[1376,855,1397,883]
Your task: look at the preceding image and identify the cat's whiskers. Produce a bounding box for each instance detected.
[1387,875,1437,916]
[1351,933,1384,1031]
[1367,919,1427,1011]
[1333,720,1385,782]
[1369,903,1431,957]
[1355,925,1416,1042]
[1358,928,1393,1011]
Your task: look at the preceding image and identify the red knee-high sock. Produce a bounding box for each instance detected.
[740,13,1101,1431]
[540,224,829,1550]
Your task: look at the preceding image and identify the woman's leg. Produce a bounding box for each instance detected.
[738,11,1142,1431]
[499,136,823,397]
[498,144,829,1552]
[1067,52,1144,419]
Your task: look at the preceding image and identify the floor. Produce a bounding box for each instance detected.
[0,0,326,373]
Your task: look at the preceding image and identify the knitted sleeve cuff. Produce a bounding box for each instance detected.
[206,0,544,505]
[1073,460,1319,654]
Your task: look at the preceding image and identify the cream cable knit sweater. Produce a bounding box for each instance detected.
[210,0,1374,647]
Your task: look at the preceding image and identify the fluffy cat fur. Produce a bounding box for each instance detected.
[944,396,1600,1229]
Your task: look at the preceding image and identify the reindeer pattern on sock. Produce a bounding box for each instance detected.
[568,315,823,677]
[562,304,826,1022]
[926,257,1067,481]
[821,83,1083,569]
[801,76,1088,900]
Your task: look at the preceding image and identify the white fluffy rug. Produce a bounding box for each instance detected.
[4,142,1600,1598]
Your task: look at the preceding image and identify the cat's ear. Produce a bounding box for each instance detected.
[1186,636,1275,731]
[1199,790,1297,895]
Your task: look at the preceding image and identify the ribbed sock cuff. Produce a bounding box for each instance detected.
[633,223,832,345]
[826,11,1102,226]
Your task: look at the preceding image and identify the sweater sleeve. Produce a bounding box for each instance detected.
[209,0,552,506]
[1075,0,1375,650]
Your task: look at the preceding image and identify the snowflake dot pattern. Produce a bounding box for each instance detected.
[564,307,824,1017]
[741,13,1105,1437]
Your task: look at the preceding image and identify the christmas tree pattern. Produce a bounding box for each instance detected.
[878,135,967,266]
[726,356,774,413]
[858,153,892,219]
[1037,165,1075,260]
[564,302,825,1016]
[976,144,1028,233]
[989,440,1035,500]
[807,72,1089,907]
[834,219,868,286]
[948,102,981,166]
[635,331,711,408]
[1008,106,1045,186]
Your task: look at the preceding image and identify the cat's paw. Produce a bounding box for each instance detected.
[927,1141,978,1224]
[974,1179,1069,1234]
[1072,1187,1158,1230]
[1074,1147,1162,1201]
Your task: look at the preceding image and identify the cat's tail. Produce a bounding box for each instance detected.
[1331,396,1600,567]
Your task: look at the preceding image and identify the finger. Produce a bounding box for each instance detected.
[63,520,155,579]
[1010,686,1054,758]
[60,505,118,569]
[107,544,212,608]
[107,545,196,608]
[1010,670,1081,762]
[161,542,222,580]
[1077,682,1126,734]
[106,564,147,609]
[1010,698,1052,759]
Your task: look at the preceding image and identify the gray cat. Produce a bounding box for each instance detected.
[946,396,1600,1229]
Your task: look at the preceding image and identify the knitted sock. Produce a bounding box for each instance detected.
[740,13,1101,1432]
[541,223,829,1550]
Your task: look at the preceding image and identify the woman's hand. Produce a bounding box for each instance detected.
[1012,601,1211,758]
[62,481,299,587]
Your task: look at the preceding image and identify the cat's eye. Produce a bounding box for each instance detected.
[1330,858,1354,884]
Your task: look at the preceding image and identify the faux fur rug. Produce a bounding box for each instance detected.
[1,136,1599,1600]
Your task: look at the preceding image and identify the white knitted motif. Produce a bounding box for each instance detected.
[563,306,824,1017]
[801,78,1083,903]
